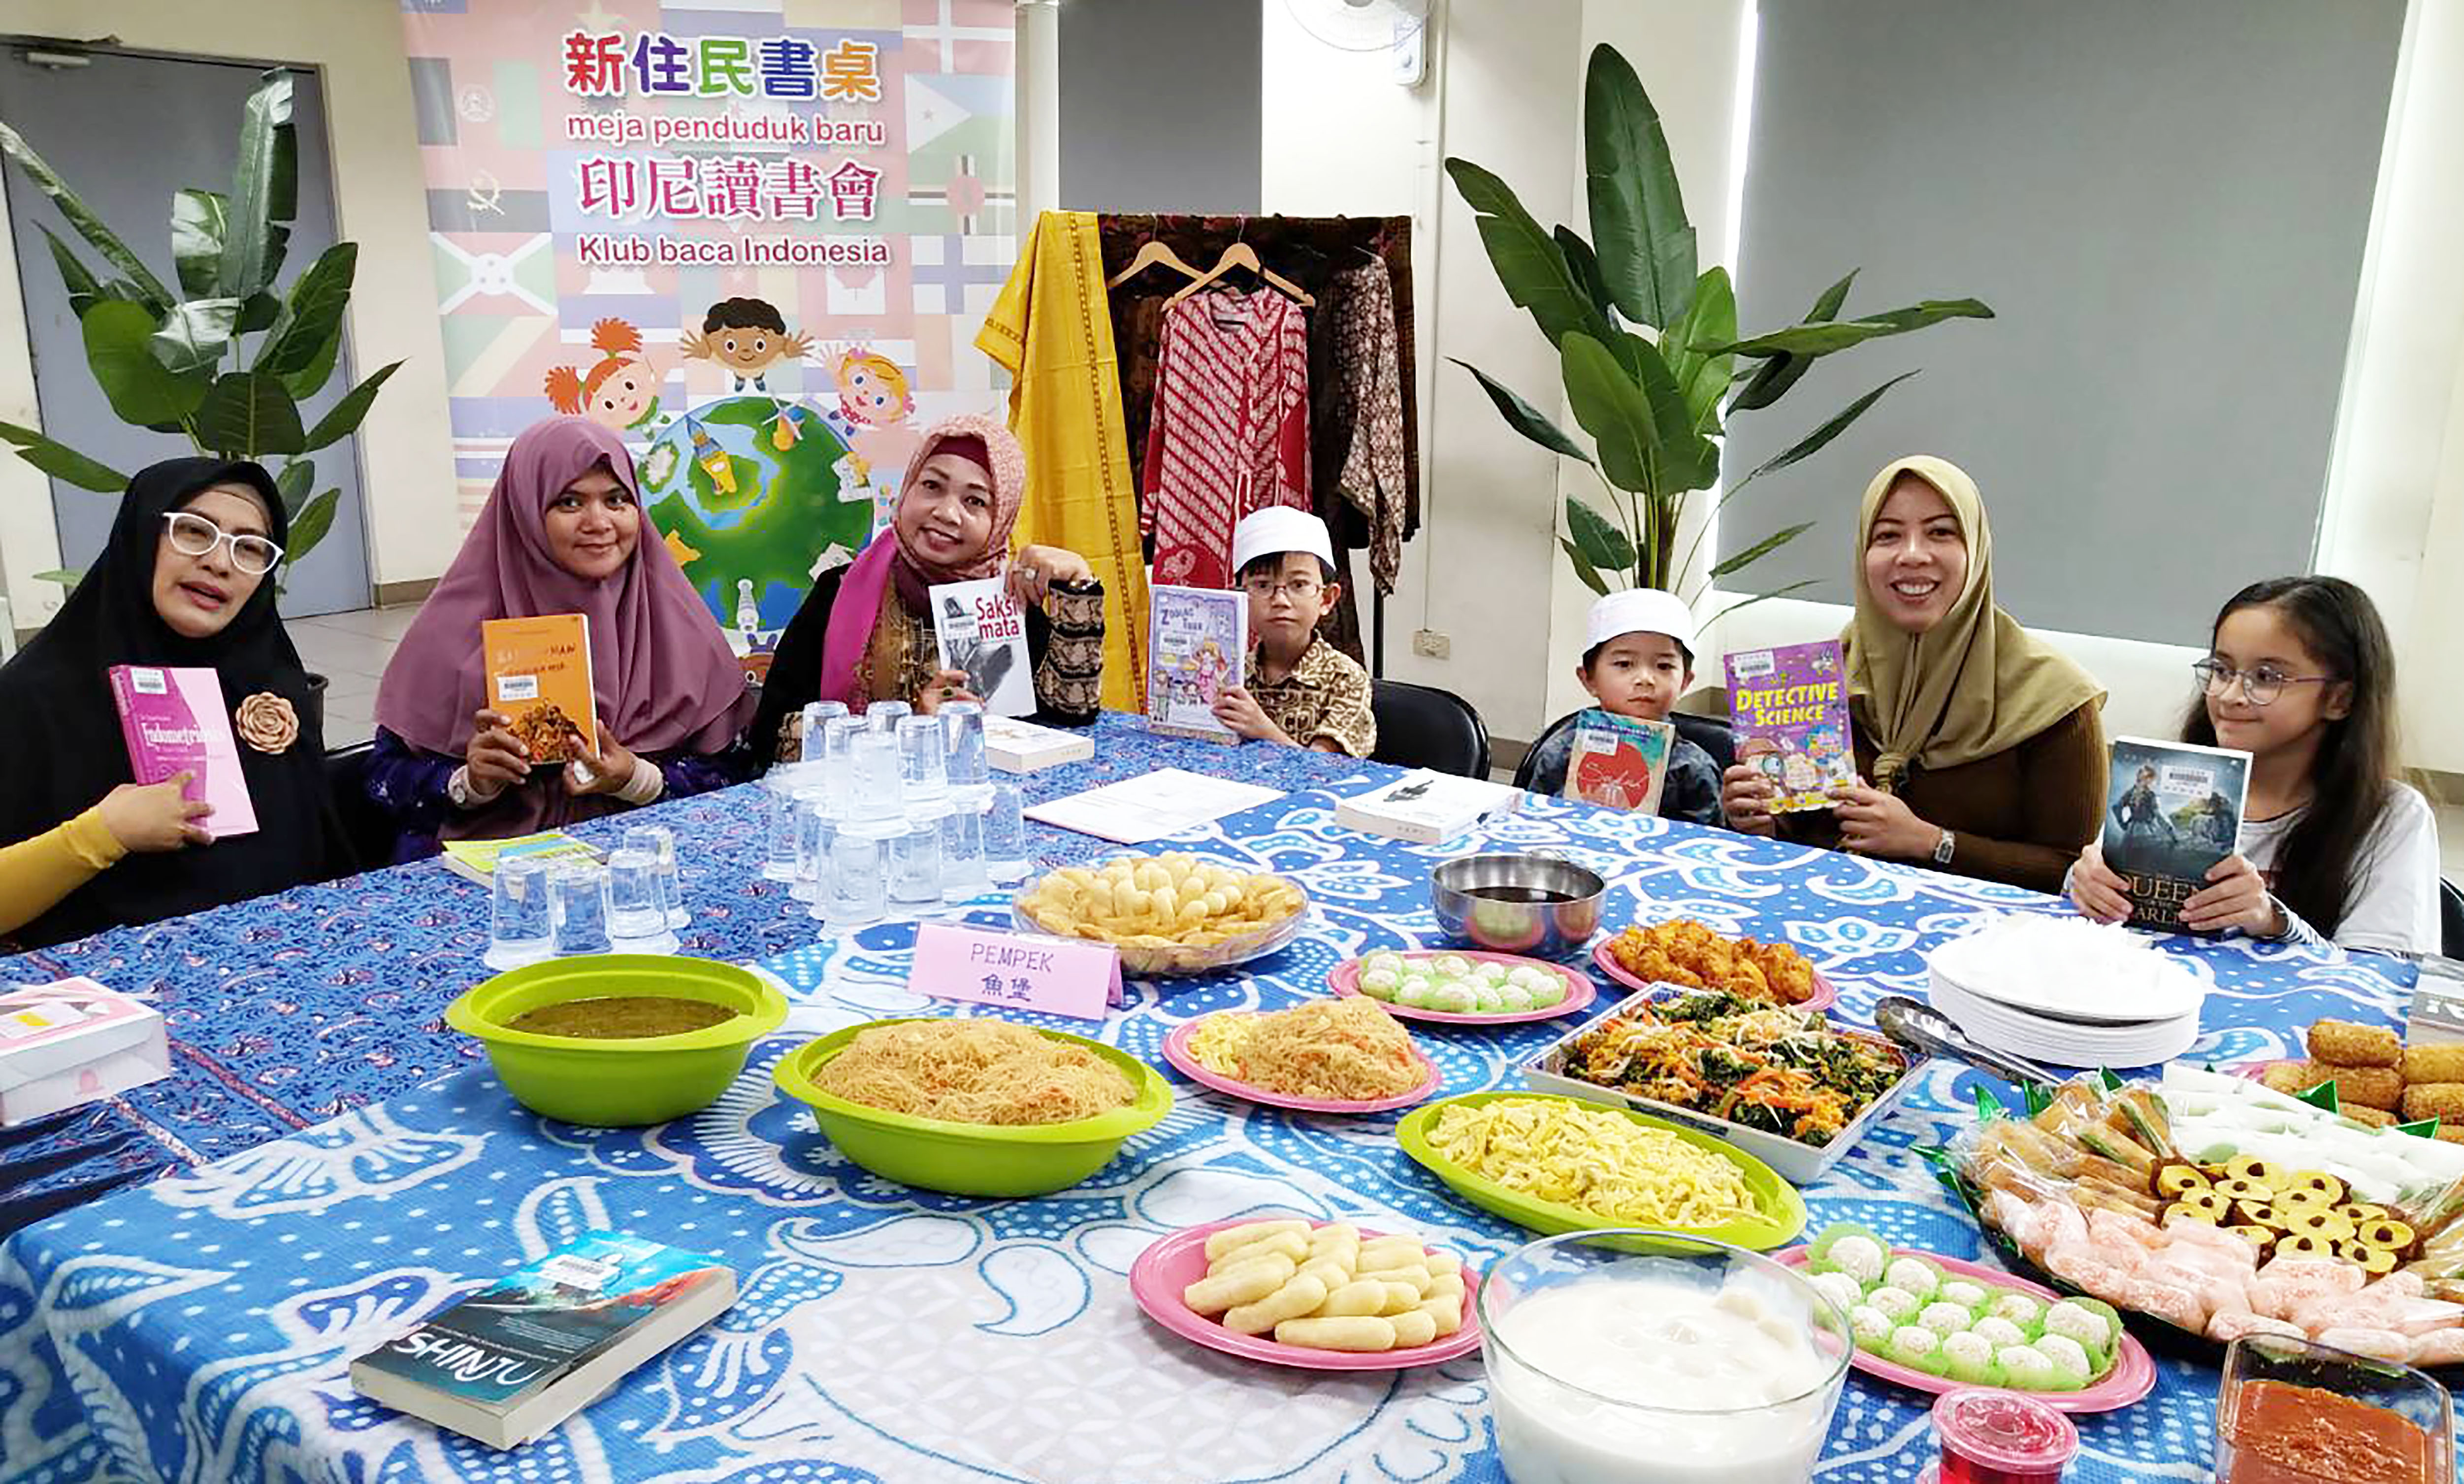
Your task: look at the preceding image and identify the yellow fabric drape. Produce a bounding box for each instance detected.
[975,211,1150,712]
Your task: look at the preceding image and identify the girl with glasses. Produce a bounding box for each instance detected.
[2068,577,2437,954]
[0,459,340,947]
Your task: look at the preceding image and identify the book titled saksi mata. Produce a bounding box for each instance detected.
[107,665,257,839]
[350,1230,735,1450]
[930,577,1034,717]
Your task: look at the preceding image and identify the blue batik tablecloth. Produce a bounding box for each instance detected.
[0,719,2425,1483]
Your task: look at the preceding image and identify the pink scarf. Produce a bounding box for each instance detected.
[817,413,1027,710]
[375,417,753,830]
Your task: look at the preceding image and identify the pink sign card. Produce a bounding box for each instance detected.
[907,923,1123,1021]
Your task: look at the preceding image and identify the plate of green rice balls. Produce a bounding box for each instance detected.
[1781,1222,2155,1412]
[1329,949,1595,1026]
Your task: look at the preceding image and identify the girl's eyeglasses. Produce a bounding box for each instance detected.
[2191,658,2332,708]
[162,512,284,576]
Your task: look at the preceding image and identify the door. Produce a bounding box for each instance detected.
[0,49,373,616]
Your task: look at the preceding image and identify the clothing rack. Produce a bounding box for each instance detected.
[1092,213,1419,676]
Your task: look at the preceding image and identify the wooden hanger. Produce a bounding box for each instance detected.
[1165,239,1315,309]
[1105,237,1203,290]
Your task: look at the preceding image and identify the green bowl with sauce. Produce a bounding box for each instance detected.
[771,1019,1173,1196]
[446,955,789,1125]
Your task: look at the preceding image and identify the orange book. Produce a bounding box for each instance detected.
[482,614,597,764]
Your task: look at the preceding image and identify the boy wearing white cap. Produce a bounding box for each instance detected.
[1211,508,1378,757]
[1523,588,1723,824]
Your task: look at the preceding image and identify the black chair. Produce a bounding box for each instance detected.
[1511,709,1735,792]
[2442,877,2464,962]
[1369,680,1491,779]
[324,741,398,877]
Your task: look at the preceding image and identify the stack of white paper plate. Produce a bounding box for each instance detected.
[1924,914,2206,1069]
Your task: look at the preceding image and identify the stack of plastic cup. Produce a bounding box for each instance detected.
[825,824,888,927]
[866,700,911,735]
[485,855,553,970]
[940,795,990,901]
[985,776,1030,883]
[799,700,848,760]
[941,703,988,790]
[547,859,615,956]
[889,800,949,910]
[898,713,949,803]
[624,824,686,930]
[760,777,801,881]
[819,714,864,819]
[792,795,835,907]
[826,730,907,928]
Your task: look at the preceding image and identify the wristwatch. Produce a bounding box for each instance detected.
[1931,829,1956,866]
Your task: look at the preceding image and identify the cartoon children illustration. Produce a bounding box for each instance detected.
[1189,639,1231,708]
[825,346,924,537]
[543,318,665,434]
[680,297,814,395]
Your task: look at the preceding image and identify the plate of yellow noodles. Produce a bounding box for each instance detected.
[1395,1091,1805,1250]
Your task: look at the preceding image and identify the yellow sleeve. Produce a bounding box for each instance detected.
[0,806,127,937]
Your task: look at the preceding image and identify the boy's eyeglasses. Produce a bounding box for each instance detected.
[1241,576,1322,601]
[2190,658,2332,708]
[163,512,284,575]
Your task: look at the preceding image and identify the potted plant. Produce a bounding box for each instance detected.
[0,68,401,726]
[1446,43,1991,611]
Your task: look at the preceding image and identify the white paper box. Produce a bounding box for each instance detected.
[0,978,169,1126]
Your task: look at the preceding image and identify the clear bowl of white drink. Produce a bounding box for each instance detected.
[1478,1231,1854,1484]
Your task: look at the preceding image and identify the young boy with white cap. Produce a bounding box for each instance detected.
[1523,588,1723,824]
[1210,508,1378,756]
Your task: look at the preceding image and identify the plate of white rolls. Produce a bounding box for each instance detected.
[1130,1217,1482,1370]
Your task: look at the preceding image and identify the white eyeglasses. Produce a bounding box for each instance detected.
[162,511,284,576]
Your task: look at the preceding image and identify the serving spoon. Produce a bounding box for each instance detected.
[1873,995,2066,1090]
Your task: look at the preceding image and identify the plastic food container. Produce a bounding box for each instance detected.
[1519,989,1926,1185]
[1478,1230,1853,1484]
[444,954,788,1126]
[770,1018,1172,1196]
[1916,1388,2078,1484]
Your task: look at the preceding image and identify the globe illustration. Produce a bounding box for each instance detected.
[640,396,872,640]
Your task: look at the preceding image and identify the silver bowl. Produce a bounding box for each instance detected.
[1430,853,1606,960]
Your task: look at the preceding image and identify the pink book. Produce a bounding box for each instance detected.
[107,665,258,839]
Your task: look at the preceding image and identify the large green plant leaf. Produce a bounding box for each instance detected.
[302,359,402,451]
[1559,537,1611,596]
[1663,267,1735,431]
[169,189,229,299]
[287,487,340,559]
[236,291,281,334]
[149,298,242,378]
[1451,357,1594,465]
[0,124,174,314]
[1445,158,1619,355]
[1734,371,1919,488]
[1565,496,1637,574]
[1552,226,1614,324]
[1583,43,1695,328]
[34,568,85,590]
[0,420,127,492]
[1706,299,1994,359]
[275,457,315,517]
[1634,338,1718,491]
[1710,520,1816,579]
[1731,269,1859,412]
[195,371,305,457]
[82,300,209,426]
[1560,331,1659,493]
[219,70,297,300]
[256,243,355,384]
[37,226,103,317]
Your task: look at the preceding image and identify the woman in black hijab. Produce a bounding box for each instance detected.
[0,458,342,948]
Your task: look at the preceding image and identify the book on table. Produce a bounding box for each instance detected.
[1144,585,1245,742]
[929,577,1035,717]
[1559,709,1674,814]
[1724,639,1857,812]
[983,714,1094,772]
[1336,770,1523,845]
[2100,735,2252,932]
[482,614,597,766]
[0,977,169,1127]
[349,1230,736,1450]
[438,831,607,887]
[107,665,257,839]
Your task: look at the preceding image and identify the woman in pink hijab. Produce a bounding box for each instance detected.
[366,417,754,857]
[747,413,1106,763]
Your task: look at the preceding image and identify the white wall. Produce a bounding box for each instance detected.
[0,0,458,629]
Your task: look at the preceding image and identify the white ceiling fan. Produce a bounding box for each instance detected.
[1283,0,1433,85]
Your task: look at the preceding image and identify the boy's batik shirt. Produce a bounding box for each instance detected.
[1249,636,1376,758]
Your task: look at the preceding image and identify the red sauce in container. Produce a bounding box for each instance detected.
[2223,1379,2435,1484]
[1930,1389,2078,1484]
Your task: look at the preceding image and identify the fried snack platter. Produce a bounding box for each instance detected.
[1593,918,1837,1011]
[2247,1018,2464,1136]
[1522,988,1921,1184]
[1944,1067,2464,1369]
[1013,853,1309,976]
[1131,1218,1481,1370]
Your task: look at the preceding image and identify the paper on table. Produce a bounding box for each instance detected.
[1023,768,1285,844]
